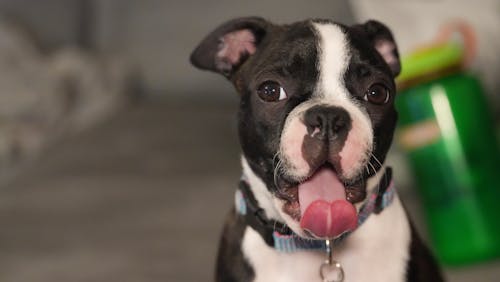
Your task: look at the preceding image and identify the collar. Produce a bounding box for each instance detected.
[235,167,395,253]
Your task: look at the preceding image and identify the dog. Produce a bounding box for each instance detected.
[190,17,443,282]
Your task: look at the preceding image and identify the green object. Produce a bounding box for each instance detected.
[396,46,500,265]
[397,43,463,83]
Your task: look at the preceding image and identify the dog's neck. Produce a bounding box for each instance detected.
[240,156,395,250]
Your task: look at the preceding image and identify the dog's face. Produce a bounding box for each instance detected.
[191,18,400,239]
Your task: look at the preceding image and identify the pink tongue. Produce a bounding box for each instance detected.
[298,167,358,238]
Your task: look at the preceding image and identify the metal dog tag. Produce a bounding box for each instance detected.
[319,239,344,282]
[320,260,344,282]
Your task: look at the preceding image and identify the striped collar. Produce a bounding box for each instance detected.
[235,168,395,253]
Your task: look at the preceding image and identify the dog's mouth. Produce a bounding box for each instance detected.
[277,163,367,239]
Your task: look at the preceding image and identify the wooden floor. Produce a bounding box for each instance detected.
[0,98,498,281]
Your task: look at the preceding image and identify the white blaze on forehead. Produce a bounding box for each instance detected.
[313,22,350,100]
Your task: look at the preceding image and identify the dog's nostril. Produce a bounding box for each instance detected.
[305,114,324,136]
[316,116,323,128]
[314,116,324,132]
[332,115,347,131]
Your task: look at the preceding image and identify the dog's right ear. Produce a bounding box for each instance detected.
[360,20,401,77]
[190,17,270,77]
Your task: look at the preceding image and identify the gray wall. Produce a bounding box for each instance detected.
[0,0,354,97]
[0,0,84,50]
[93,0,354,97]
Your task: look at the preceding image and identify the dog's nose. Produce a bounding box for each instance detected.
[303,105,351,140]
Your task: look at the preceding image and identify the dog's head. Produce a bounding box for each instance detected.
[191,18,400,239]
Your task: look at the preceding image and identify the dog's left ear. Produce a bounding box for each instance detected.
[357,20,401,77]
[190,17,270,77]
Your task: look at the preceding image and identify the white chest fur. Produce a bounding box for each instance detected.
[241,195,411,282]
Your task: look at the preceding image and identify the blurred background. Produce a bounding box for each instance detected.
[0,0,498,281]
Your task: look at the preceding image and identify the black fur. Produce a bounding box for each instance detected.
[234,20,320,193]
[215,209,254,282]
[406,220,445,282]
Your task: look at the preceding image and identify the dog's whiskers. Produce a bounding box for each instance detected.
[371,153,389,186]
[368,160,377,175]
[273,157,284,191]
[371,153,383,169]
[272,152,280,165]
[365,165,370,175]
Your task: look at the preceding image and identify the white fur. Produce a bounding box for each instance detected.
[334,98,373,179]
[279,100,316,179]
[242,193,411,282]
[313,23,350,101]
[242,156,283,221]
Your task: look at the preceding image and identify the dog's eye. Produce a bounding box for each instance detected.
[364,83,390,105]
[257,81,287,102]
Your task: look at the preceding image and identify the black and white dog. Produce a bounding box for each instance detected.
[191,17,443,282]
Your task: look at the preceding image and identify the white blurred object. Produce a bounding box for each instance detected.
[0,18,137,168]
[48,48,133,130]
[350,0,500,111]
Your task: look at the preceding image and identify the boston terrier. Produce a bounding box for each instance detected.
[190,17,443,282]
